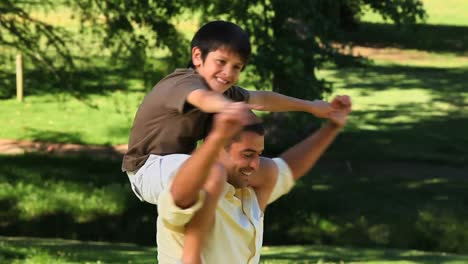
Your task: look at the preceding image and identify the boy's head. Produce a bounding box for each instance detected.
[189,21,251,93]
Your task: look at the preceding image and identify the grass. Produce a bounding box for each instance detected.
[1,0,468,259]
[361,0,468,26]
[1,153,467,253]
[2,236,468,264]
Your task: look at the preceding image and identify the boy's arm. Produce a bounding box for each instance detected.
[248,90,350,118]
[186,89,232,113]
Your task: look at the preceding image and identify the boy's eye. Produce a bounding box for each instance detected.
[217,60,226,65]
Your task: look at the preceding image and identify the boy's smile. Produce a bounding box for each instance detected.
[192,47,244,93]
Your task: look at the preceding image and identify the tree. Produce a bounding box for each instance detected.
[191,0,426,100]
[0,1,73,84]
[1,0,426,99]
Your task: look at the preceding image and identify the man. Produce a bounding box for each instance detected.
[157,96,352,264]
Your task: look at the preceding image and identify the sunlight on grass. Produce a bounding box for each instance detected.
[0,91,143,145]
[0,181,127,221]
[361,0,468,26]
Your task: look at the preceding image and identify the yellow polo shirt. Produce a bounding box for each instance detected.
[156,158,294,264]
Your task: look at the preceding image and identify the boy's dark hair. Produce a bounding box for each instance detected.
[188,21,251,68]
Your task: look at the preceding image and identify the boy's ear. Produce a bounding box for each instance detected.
[192,47,203,68]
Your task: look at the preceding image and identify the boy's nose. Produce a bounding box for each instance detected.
[221,66,234,79]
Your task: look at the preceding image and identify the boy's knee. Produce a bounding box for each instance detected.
[204,163,227,198]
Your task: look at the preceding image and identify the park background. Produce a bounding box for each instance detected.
[0,0,467,263]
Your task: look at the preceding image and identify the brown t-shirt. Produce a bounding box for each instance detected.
[122,68,250,172]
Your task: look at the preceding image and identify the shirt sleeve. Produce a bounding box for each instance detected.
[268,158,295,204]
[157,185,206,227]
[165,74,209,114]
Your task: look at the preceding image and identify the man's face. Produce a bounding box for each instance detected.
[223,131,264,189]
[192,47,244,93]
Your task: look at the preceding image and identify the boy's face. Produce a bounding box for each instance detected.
[192,47,244,93]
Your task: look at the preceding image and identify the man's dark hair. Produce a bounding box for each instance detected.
[187,21,251,68]
[228,122,265,148]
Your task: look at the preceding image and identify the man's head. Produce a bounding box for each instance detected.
[222,120,265,189]
[189,21,251,93]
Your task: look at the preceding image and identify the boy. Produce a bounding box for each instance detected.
[122,21,347,263]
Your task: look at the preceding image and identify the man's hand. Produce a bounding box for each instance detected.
[331,95,352,113]
[211,102,255,141]
[328,95,352,128]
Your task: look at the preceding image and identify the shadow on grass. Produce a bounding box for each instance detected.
[19,129,86,145]
[0,154,157,246]
[264,156,468,253]
[0,236,155,263]
[261,245,468,263]
[332,113,468,164]
[342,22,468,54]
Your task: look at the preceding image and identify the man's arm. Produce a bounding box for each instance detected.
[254,96,351,209]
[253,122,342,210]
[280,122,341,180]
[170,103,245,208]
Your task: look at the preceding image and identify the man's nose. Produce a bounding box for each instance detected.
[250,158,260,171]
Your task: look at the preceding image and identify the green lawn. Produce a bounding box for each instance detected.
[2,236,468,264]
[1,0,468,260]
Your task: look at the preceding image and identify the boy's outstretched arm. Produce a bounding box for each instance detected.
[186,89,233,113]
[249,90,351,119]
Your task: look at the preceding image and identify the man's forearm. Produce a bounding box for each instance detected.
[280,122,341,180]
[170,133,227,208]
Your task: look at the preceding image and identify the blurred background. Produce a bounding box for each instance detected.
[1,0,467,263]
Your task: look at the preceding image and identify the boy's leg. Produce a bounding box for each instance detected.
[127,154,191,204]
[181,163,226,264]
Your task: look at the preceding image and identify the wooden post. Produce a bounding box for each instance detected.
[16,54,23,102]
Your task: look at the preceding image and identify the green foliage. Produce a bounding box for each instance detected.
[1,0,426,99]
[189,0,426,99]
[68,0,190,68]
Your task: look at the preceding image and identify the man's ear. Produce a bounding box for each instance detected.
[191,47,203,68]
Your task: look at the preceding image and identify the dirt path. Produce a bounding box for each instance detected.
[1,139,466,177]
[0,139,127,160]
